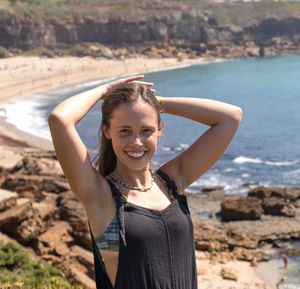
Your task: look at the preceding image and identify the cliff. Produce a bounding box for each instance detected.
[1,1,300,59]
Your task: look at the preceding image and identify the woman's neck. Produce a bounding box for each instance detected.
[113,164,152,188]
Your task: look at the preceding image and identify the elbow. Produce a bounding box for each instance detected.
[230,106,243,123]
[48,111,68,128]
[48,111,60,125]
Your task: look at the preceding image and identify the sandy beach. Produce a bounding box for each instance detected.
[0,55,276,289]
[0,55,223,151]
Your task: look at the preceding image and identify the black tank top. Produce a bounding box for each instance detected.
[88,169,198,289]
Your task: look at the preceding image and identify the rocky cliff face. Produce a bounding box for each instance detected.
[1,9,300,58]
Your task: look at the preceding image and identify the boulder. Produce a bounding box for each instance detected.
[0,198,33,228]
[0,146,23,171]
[262,197,295,217]
[220,197,263,221]
[0,189,18,212]
[37,221,73,256]
[249,186,300,200]
[57,191,90,249]
[220,268,238,281]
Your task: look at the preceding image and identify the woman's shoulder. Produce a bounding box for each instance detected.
[155,166,183,191]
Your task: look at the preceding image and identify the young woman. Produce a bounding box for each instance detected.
[48,74,242,289]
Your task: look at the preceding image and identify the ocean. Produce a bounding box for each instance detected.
[1,55,300,194]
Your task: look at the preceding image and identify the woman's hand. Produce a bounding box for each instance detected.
[101,75,155,100]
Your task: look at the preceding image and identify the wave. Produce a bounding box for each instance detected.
[233,156,300,167]
[160,143,189,153]
[1,97,52,141]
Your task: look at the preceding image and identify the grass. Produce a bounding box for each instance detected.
[0,241,85,289]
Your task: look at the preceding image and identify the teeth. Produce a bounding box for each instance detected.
[126,151,146,158]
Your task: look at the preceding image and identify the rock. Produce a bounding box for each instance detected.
[249,186,300,201]
[70,245,94,274]
[262,197,295,217]
[69,265,96,289]
[221,197,263,221]
[220,267,238,281]
[0,146,23,171]
[202,185,224,193]
[0,198,32,228]
[225,224,261,249]
[197,267,208,275]
[58,191,90,249]
[2,175,69,201]
[37,221,73,256]
[0,189,18,212]
[246,47,259,57]
[12,156,64,176]
[32,201,59,223]
[13,213,44,244]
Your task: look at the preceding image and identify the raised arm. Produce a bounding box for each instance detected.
[157,97,243,191]
[48,75,151,207]
[48,84,110,207]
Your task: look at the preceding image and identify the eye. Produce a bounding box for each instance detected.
[142,128,154,135]
[120,129,130,135]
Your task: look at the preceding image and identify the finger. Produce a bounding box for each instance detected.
[150,89,156,93]
[123,75,145,82]
[131,81,154,86]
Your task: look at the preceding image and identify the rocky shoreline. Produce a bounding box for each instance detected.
[1,142,299,288]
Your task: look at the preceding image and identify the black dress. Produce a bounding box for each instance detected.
[88,169,198,289]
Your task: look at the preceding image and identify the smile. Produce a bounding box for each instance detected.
[125,151,147,158]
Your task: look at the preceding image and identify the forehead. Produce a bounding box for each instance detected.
[110,101,158,127]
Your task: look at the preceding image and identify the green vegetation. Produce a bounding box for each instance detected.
[0,241,85,289]
[0,46,8,58]
[1,0,300,24]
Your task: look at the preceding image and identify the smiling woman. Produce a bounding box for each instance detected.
[48,74,242,289]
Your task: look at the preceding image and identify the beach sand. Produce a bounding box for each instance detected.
[0,55,274,289]
[0,55,221,151]
[196,254,273,289]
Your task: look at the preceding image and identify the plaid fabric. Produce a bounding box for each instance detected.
[94,213,120,252]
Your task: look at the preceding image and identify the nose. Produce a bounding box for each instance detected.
[131,134,143,145]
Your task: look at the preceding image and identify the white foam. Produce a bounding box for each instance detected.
[233,156,262,164]
[2,97,51,141]
[233,156,300,167]
[266,160,300,166]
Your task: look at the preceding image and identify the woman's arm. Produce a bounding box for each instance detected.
[48,84,109,206]
[48,75,151,206]
[158,97,243,191]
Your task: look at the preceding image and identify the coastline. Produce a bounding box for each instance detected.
[0,55,224,151]
[0,55,280,289]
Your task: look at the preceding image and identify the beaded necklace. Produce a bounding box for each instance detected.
[110,168,155,192]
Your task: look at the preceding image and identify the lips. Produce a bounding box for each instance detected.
[125,151,147,158]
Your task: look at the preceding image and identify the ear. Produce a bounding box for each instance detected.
[102,124,111,139]
[157,120,164,138]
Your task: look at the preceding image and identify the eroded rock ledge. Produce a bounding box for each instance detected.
[1,144,299,288]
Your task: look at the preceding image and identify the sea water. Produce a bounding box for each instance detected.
[1,55,300,194]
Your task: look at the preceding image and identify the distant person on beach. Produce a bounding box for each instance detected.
[283,254,289,269]
[276,276,287,289]
[48,75,242,288]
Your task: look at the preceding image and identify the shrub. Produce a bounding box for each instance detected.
[0,241,85,289]
[0,46,8,58]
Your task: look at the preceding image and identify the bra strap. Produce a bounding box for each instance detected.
[155,169,191,215]
[105,176,127,247]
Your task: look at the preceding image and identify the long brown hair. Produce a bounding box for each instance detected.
[93,82,162,176]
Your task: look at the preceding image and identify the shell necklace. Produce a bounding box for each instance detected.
[110,168,155,192]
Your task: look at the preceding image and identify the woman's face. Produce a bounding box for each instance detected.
[103,100,162,172]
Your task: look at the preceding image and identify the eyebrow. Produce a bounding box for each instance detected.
[116,125,156,129]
